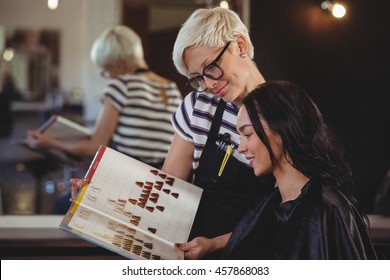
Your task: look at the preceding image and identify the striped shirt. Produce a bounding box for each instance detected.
[172,91,251,170]
[104,74,182,165]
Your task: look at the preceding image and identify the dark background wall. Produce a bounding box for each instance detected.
[250,0,390,212]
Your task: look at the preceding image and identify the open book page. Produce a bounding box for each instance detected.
[59,146,203,260]
[38,115,92,140]
[11,114,93,164]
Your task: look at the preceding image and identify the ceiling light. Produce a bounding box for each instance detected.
[48,0,58,10]
[220,1,229,9]
[321,1,347,19]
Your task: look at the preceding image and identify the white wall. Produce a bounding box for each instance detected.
[79,0,121,121]
[0,0,121,121]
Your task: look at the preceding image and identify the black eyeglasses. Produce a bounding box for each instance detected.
[186,41,232,92]
[100,69,111,79]
[100,64,116,79]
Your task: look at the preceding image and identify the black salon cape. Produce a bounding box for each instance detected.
[221,181,377,259]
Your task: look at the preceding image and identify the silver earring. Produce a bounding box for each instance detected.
[240,54,246,58]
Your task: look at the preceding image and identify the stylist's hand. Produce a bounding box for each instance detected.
[69,178,89,202]
[174,237,215,260]
[26,130,52,149]
[175,233,231,260]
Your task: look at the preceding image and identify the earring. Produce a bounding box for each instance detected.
[240,53,246,58]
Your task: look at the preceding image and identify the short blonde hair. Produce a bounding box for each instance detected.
[172,7,254,77]
[90,25,144,68]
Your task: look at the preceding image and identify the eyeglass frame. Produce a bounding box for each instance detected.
[100,63,120,79]
[186,41,232,92]
[100,63,115,79]
[100,69,111,79]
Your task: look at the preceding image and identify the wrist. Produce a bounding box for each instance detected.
[48,138,60,150]
[210,233,230,252]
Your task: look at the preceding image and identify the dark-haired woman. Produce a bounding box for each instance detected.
[176,81,377,259]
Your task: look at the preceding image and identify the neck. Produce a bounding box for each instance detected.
[134,67,150,73]
[273,162,310,203]
[247,66,265,93]
[232,64,265,107]
[129,62,149,74]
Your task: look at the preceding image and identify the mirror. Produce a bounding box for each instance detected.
[0,0,244,216]
[2,29,60,102]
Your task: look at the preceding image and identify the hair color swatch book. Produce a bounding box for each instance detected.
[59,145,203,260]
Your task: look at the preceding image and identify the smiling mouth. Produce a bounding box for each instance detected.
[215,83,228,98]
[246,157,254,168]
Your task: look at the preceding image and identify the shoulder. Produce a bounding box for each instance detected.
[320,184,354,211]
[308,183,364,226]
[294,182,357,221]
[130,72,178,90]
[179,91,219,111]
[143,72,172,84]
[104,75,136,95]
[105,76,127,88]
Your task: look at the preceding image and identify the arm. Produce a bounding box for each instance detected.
[162,133,194,181]
[27,98,119,157]
[69,124,194,202]
[174,233,231,260]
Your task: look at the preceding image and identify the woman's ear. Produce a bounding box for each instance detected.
[235,35,248,56]
[275,133,283,145]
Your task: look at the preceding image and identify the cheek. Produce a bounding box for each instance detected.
[253,156,273,176]
[222,56,244,82]
[227,69,243,87]
[252,142,274,176]
[246,140,258,154]
[268,134,284,162]
[232,59,250,78]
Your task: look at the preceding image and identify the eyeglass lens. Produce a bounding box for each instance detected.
[188,65,223,91]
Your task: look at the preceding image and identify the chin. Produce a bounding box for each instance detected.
[253,169,263,177]
[220,95,231,103]
[253,166,271,177]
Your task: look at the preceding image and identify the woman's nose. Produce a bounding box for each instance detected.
[203,76,217,90]
[237,143,245,154]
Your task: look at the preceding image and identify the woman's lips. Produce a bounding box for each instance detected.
[246,157,254,168]
[215,83,228,98]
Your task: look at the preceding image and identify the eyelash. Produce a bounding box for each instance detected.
[243,133,253,139]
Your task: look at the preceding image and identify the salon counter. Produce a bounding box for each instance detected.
[1,215,390,259]
[0,215,125,259]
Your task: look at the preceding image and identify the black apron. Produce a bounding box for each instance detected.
[190,100,274,241]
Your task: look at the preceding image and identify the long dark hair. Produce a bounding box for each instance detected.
[243,81,357,204]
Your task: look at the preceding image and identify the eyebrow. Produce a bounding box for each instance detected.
[200,47,223,69]
[188,59,208,76]
[188,60,212,76]
[238,123,253,133]
[200,57,212,68]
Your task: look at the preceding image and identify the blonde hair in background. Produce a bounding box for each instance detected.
[172,7,254,77]
[90,25,144,69]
